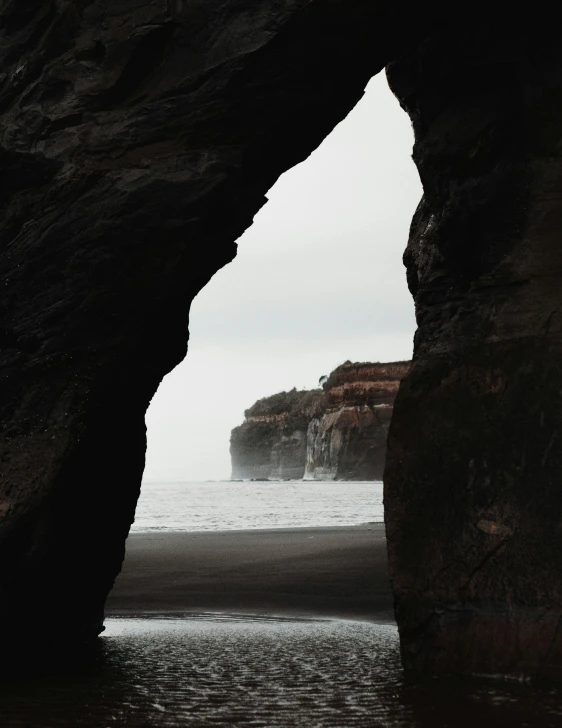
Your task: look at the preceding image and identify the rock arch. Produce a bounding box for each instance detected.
[1,1,561,678]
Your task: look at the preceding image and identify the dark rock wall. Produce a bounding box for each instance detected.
[384,16,562,678]
[3,0,562,682]
[230,420,281,480]
[0,0,412,642]
[231,423,309,480]
[270,430,309,480]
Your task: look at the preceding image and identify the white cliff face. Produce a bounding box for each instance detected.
[304,417,337,480]
[304,405,388,480]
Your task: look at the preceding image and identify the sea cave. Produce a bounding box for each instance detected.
[0,0,562,680]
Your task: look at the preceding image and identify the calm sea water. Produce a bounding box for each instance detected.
[1,616,561,727]
[133,480,383,532]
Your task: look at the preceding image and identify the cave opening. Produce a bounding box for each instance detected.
[141,70,420,492]
[4,2,562,720]
[105,71,420,624]
[5,5,562,720]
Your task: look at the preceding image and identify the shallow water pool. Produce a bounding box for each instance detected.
[0,615,561,727]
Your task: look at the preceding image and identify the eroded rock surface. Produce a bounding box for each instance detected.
[230,361,408,481]
[2,0,562,683]
[0,0,407,642]
[384,16,562,678]
[305,361,409,481]
[230,388,323,480]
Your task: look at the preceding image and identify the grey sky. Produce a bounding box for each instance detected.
[143,72,422,482]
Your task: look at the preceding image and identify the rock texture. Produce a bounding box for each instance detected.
[230,388,323,480]
[2,0,562,683]
[305,361,409,481]
[231,361,408,481]
[384,15,562,679]
[0,0,417,645]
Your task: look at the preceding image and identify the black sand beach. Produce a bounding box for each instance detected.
[6,526,562,728]
[106,524,393,622]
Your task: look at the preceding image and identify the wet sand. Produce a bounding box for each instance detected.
[7,527,561,727]
[106,524,393,622]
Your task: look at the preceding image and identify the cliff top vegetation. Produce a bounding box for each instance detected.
[245,387,323,419]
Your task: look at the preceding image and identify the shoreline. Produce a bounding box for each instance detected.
[106,524,394,624]
[128,522,383,535]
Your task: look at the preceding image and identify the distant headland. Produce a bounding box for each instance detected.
[230,360,410,481]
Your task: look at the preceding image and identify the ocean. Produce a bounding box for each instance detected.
[132,479,384,532]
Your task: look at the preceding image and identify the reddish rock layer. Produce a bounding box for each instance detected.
[305,361,410,481]
[230,361,409,481]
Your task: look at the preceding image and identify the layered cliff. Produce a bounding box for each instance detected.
[230,388,323,479]
[231,361,409,481]
[305,361,410,481]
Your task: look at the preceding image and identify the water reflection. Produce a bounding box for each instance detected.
[0,616,561,727]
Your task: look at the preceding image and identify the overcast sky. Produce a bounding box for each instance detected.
[143,72,422,482]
